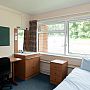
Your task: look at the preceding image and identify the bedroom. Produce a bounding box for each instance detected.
[0,0,90,90]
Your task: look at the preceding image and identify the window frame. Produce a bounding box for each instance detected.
[67,19,90,56]
[37,22,67,54]
[37,17,90,57]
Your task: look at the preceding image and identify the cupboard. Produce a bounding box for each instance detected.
[50,60,68,85]
[14,54,40,80]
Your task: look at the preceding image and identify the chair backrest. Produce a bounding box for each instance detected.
[0,57,10,74]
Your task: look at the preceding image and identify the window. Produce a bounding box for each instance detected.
[18,29,24,51]
[38,23,66,54]
[38,18,90,56]
[68,20,90,55]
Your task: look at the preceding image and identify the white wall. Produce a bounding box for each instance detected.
[40,54,81,75]
[31,3,90,20]
[0,5,30,57]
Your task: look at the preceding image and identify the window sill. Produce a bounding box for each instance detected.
[39,52,82,60]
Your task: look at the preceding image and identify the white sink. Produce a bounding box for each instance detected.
[16,52,38,55]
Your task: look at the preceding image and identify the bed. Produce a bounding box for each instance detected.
[53,67,90,90]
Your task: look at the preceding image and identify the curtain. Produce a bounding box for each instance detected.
[23,20,37,52]
[23,28,30,51]
[29,20,37,52]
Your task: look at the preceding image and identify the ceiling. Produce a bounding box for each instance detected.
[0,0,90,15]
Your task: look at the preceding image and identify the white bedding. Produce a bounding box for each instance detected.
[53,68,90,90]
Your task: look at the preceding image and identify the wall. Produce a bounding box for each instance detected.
[40,54,82,75]
[31,3,90,20]
[0,5,30,57]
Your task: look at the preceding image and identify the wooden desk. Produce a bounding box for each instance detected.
[10,57,22,63]
[9,57,22,85]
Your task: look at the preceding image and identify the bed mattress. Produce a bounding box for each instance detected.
[53,67,90,90]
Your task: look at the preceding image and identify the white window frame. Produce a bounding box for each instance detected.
[67,18,90,56]
[37,16,90,57]
[37,21,67,54]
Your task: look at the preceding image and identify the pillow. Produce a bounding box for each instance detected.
[80,57,90,72]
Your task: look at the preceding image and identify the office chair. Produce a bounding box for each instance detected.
[0,57,12,90]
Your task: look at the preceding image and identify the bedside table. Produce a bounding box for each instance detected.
[50,60,68,85]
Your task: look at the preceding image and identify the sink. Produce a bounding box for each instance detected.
[15,52,38,55]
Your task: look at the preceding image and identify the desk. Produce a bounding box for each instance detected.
[9,57,22,85]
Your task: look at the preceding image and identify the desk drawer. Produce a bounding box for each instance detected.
[50,63,62,70]
[50,75,62,85]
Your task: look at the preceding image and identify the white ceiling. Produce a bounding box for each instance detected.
[0,0,90,15]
